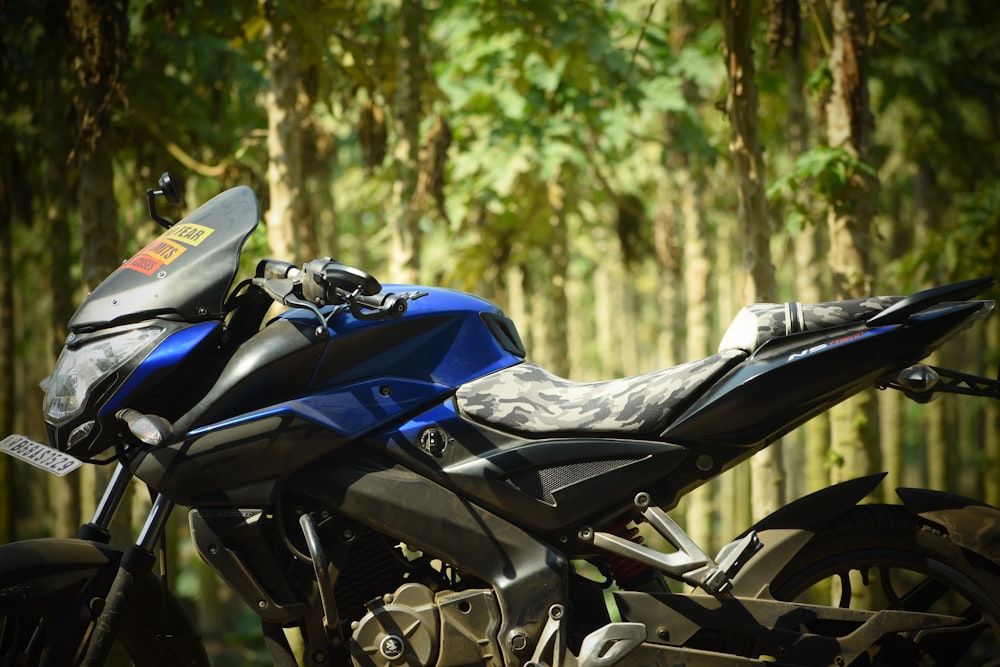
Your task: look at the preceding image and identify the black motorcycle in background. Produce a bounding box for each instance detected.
[2,175,1000,666]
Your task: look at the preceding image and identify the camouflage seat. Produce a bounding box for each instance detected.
[454,350,745,436]
[717,296,902,354]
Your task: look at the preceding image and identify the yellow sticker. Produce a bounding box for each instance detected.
[165,223,214,246]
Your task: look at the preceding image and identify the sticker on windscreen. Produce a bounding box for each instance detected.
[122,253,164,276]
[121,223,214,275]
[165,223,214,246]
[144,239,187,264]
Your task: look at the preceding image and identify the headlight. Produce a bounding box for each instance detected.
[42,326,164,422]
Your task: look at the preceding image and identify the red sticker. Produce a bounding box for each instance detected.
[122,253,164,275]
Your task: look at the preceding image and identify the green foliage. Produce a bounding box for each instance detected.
[896,178,1000,288]
[432,0,657,285]
[767,147,877,232]
[869,0,1000,283]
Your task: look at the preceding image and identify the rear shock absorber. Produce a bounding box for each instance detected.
[602,521,653,587]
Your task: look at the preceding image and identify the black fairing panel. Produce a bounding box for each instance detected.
[368,401,689,534]
[131,415,347,506]
[69,186,259,331]
[176,317,325,432]
[663,303,985,447]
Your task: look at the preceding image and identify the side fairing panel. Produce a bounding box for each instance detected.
[140,285,526,504]
[663,303,986,448]
[367,400,689,534]
[134,377,447,505]
[178,287,523,433]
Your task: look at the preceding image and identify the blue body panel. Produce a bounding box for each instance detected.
[102,321,223,417]
[187,285,523,439]
[187,377,449,439]
[280,284,523,389]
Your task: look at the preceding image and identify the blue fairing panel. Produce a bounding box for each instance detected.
[187,377,449,439]
[101,321,223,417]
[279,285,525,390]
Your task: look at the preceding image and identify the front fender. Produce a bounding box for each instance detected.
[896,487,1000,565]
[0,538,209,666]
[0,538,121,609]
[729,474,886,597]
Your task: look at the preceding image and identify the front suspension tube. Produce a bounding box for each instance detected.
[76,462,134,544]
[80,493,174,667]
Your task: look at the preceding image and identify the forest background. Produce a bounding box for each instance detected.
[1,0,999,663]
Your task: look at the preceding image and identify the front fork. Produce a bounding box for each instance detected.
[75,462,176,666]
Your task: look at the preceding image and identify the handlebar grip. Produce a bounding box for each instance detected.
[256,259,298,280]
[354,292,408,318]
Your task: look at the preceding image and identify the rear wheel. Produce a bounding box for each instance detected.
[768,504,1000,666]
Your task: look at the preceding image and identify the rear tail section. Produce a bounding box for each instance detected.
[663,278,995,448]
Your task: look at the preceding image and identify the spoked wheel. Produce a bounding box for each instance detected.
[768,505,1000,666]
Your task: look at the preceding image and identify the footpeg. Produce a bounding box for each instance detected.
[583,492,762,598]
[576,623,644,667]
[715,531,762,580]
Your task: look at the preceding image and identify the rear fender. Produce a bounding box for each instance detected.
[896,487,1000,565]
[729,474,886,598]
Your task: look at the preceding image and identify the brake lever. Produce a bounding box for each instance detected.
[253,275,330,337]
[253,276,296,304]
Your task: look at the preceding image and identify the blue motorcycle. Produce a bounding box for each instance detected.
[3,176,1000,666]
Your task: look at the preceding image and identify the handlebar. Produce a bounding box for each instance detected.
[350,291,409,319]
[258,259,297,280]
[250,258,408,330]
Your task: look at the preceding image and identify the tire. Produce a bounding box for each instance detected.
[767,504,1000,666]
[0,566,209,667]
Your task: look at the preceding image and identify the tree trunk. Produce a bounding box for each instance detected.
[70,0,125,288]
[302,113,336,260]
[984,314,1000,507]
[69,0,128,538]
[722,0,785,521]
[652,177,680,369]
[825,0,880,487]
[543,173,571,378]
[594,262,621,379]
[679,167,715,551]
[879,388,903,494]
[879,187,913,499]
[387,0,424,284]
[0,165,14,542]
[785,36,831,498]
[265,3,304,263]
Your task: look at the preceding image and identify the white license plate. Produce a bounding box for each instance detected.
[0,434,82,477]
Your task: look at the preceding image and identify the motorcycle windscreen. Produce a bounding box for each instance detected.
[69,186,260,331]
